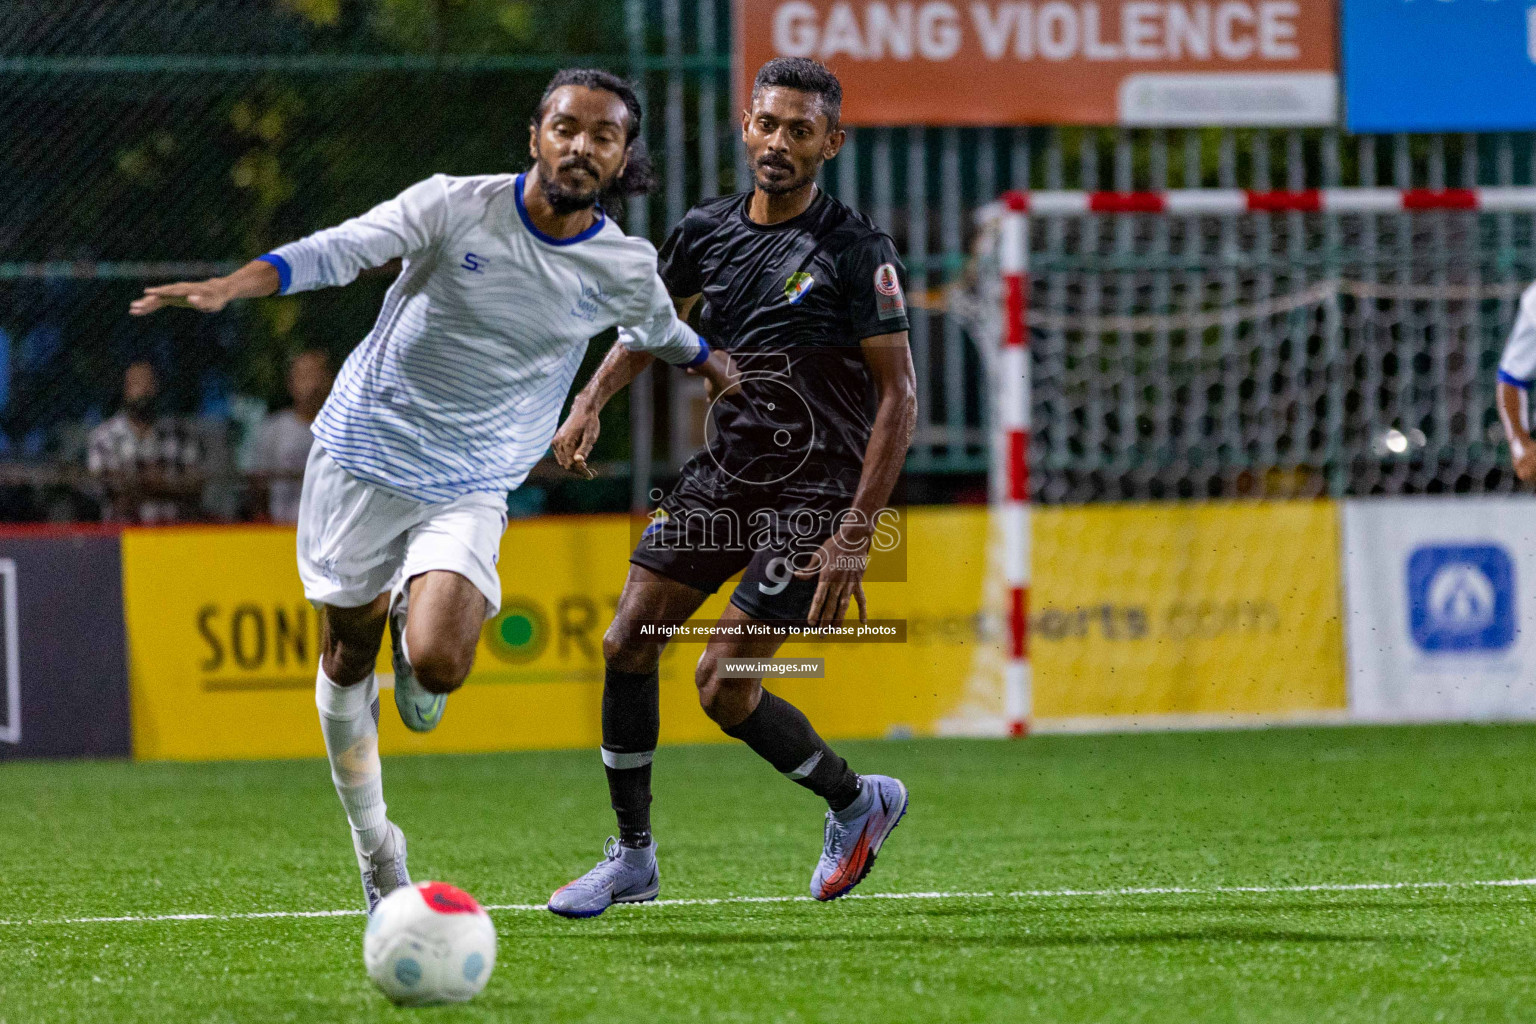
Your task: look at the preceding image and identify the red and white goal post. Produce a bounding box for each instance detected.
[984,185,1536,739]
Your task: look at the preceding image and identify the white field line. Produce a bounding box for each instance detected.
[3,877,1535,929]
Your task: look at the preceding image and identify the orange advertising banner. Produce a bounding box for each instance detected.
[735,0,1337,126]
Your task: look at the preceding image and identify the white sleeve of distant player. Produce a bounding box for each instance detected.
[616,267,709,368]
[259,175,452,295]
[1499,284,1536,389]
[86,426,108,475]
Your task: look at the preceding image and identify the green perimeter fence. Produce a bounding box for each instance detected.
[5,0,1536,520]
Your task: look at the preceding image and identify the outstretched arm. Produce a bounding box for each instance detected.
[129,175,450,317]
[129,259,281,316]
[553,290,731,479]
[551,342,658,479]
[1499,287,1536,482]
[1497,380,1536,481]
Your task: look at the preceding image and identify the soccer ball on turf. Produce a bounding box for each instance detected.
[363,881,497,1005]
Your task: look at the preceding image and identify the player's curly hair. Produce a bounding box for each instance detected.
[752,57,842,129]
[531,68,658,214]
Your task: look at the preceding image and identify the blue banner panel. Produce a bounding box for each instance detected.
[1343,0,1536,132]
[0,530,130,759]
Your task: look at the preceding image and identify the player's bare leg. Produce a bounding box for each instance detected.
[696,602,908,902]
[691,601,791,727]
[316,594,410,912]
[391,570,487,732]
[547,565,708,918]
[319,573,483,911]
[321,594,389,687]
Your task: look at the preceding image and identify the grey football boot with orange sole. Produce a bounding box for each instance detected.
[811,774,909,901]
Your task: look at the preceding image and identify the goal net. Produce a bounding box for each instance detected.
[942,190,1536,736]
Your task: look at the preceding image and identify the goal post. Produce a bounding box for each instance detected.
[946,186,1536,739]
[998,193,1031,738]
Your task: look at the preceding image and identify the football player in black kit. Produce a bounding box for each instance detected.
[546,57,918,917]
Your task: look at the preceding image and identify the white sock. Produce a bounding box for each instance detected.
[315,664,389,855]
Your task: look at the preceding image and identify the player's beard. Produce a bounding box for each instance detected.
[536,150,611,214]
[752,154,816,196]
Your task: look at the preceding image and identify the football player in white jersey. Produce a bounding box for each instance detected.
[129,70,719,912]
[1497,281,1536,481]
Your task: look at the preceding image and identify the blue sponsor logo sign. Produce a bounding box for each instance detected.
[1407,544,1517,653]
[1342,0,1536,132]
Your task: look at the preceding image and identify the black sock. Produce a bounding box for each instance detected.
[602,667,659,847]
[722,690,862,812]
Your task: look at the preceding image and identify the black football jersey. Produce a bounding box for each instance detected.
[658,188,910,499]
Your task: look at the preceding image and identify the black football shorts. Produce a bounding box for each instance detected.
[628,484,847,625]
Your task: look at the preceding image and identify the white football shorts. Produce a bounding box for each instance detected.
[295,443,506,619]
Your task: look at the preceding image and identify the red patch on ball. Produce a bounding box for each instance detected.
[417,882,481,914]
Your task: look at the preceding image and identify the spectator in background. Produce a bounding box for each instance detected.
[87,360,207,523]
[252,348,332,522]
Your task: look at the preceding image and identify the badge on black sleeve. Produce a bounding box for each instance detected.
[874,263,906,320]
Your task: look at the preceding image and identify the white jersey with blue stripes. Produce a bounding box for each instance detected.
[262,173,706,504]
[1500,281,1536,394]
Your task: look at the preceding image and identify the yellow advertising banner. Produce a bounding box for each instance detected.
[121,501,1345,760]
[1030,500,1346,722]
[122,508,991,761]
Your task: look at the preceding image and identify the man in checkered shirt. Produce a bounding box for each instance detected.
[87,360,207,523]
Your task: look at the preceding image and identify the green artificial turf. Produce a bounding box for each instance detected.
[4,724,1536,1022]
